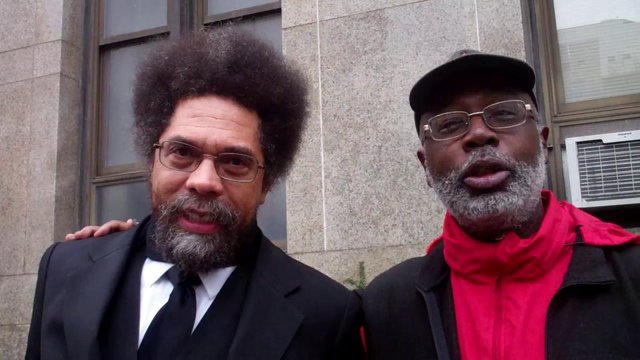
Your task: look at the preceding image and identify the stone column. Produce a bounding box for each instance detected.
[0,0,84,357]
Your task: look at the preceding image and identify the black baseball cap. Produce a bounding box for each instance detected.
[409,49,537,134]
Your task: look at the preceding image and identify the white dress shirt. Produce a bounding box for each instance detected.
[137,258,236,346]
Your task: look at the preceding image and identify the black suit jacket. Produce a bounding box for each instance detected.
[26,222,363,359]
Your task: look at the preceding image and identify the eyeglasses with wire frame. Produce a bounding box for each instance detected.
[153,141,265,183]
[422,99,534,142]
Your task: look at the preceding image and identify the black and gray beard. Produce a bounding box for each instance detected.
[152,193,249,273]
[426,142,546,238]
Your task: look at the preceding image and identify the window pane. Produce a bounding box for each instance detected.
[554,0,640,103]
[257,180,287,242]
[102,41,158,168]
[103,0,167,37]
[207,0,276,16]
[96,182,151,224]
[233,12,282,51]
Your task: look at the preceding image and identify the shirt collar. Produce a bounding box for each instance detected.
[141,258,173,289]
[199,266,236,300]
[140,258,236,300]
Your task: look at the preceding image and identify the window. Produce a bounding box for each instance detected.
[551,1,640,109]
[83,0,287,247]
[530,0,640,227]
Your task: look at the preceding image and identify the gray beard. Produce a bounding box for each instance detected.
[152,193,250,273]
[426,142,546,238]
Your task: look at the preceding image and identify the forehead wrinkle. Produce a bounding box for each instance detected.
[175,109,260,134]
[164,122,261,161]
[169,121,258,141]
[181,98,257,121]
[170,112,258,134]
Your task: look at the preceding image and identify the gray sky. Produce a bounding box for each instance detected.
[554,0,640,29]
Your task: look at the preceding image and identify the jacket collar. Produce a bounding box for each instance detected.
[423,190,625,290]
[442,191,575,281]
[416,241,450,293]
[561,227,616,288]
[418,228,618,292]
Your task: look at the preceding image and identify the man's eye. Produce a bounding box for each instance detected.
[437,117,466,135]
[218,154,254,177]
[220,155,251,168]
[489,109,518,125]
[492,109,517,117]
[169,145,197,158]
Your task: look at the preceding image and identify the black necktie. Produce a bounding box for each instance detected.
[138,266,201,360]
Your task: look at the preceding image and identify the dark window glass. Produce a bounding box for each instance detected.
[101,41,159,169]
[96,182,151,224]
[103,0,167,37]
[233,12,282,50]
[258,179,287,244]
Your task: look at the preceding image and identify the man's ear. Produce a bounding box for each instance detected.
[539,126,550,163]
[417,146,427,170]
[416,146,432,187]
[539,126,549,144]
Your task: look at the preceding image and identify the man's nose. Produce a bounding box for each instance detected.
[461,114,499,151]
[185,158,224,196]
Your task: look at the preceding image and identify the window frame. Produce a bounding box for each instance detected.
[529,0,640,201]
[83,0,182,224]
[534,0,640,120]
[202,0,279,23]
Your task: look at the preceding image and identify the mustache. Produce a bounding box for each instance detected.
[454,147,517,181]
[158,193,240,227]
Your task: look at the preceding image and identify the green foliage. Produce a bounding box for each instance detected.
[343,261,368,290]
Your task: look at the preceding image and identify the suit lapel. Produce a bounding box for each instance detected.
[63,223,144,359]
[227,237,304,360]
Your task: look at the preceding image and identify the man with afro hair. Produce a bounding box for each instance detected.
[26,27,364,360]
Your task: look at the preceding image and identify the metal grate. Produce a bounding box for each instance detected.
[577,139,640,201]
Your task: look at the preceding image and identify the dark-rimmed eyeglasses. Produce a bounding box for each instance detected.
[422,99,534,142]
[153,141,265,183]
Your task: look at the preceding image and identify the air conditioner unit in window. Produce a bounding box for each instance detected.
[565,130,640,208]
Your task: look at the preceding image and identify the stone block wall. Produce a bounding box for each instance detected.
[0,0,83,357]
[282,0,528,284]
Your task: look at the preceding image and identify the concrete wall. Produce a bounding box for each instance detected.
[281,0,529,283]
[0,0,83,357]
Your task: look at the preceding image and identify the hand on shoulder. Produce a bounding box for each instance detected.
[64,219,138,240]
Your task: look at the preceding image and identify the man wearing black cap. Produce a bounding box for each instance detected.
[362,50,640,359]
